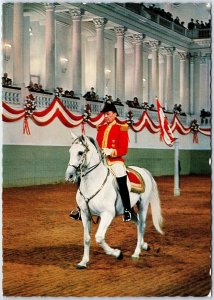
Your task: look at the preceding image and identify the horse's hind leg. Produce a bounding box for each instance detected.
[95,212,122,259]
[132,201,149,259]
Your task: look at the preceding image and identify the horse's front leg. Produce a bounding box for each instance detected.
[95,212,123,260]
[76,210,91,269]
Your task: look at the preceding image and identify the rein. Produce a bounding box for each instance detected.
[79,168,110,202]
[70,137,109,224]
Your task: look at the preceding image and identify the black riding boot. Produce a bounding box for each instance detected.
[116,176,132,222]
[69,177,81,220]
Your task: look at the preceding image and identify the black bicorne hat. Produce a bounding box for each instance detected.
[101,102,119,116]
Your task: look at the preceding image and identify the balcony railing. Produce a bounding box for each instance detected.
[2,87,203,128]
[117,3,211,39]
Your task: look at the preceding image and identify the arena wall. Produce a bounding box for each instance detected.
[2,119,211,187]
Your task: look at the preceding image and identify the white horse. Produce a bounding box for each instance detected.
[65,134,163,269]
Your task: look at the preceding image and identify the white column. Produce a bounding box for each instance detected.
[93,17,107,99]
[149,41,160,101]
[114,26,126,102]
[178,52,188,111]
[199,54,210,113]
[133,33,144,100]
[159,53,166,104]
[70,8,82,96]
[45,4,55,92]
[13,3,24,87]
[165,47,175,110]
[24,16,30,86]
[189,54,195,115]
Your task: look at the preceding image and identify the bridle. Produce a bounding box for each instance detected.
[68,137,103,177]
[68,137,110,202]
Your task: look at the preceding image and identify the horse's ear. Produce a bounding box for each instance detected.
[69,130,77,141]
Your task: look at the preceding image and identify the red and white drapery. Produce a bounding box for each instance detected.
[2,96,211,143]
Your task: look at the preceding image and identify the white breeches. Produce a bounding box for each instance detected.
[109,163,126,178]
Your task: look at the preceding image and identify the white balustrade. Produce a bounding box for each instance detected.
[2,87,205,127]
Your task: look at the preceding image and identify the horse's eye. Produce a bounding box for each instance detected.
[78,151,84,156]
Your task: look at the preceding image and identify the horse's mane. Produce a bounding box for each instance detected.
[79,135,103,161]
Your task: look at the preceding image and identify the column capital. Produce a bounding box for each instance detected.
[114,26,126,37]
[178,52,188,61]
[149,40,161,50]
[164,47,175,55]
[93,17,107,29]
[198,55,208,64]
[70,8,83,20]
[132,33,145,45]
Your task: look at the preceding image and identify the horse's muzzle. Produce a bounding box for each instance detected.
[65,166,77,183]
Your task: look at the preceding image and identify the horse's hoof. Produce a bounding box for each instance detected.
[142,242,149,251]
[76,264,87,269]
[131,255,139,260]
[117,251,123,260]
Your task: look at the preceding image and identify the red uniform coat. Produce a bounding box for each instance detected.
[96,120,129,165]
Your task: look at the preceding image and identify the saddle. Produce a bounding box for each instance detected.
[127,167,145,194]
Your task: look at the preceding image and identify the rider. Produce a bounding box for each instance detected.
[69,101,132,222]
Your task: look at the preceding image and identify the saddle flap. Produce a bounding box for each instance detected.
[127,167,145,194]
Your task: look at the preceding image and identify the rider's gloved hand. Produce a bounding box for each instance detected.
[102,148,114,156]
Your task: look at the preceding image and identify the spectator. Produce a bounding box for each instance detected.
[195,20,200,29]
[149,104,155,111]
[38,84,44,93]
[2,73,12,86]
[63,90,71,97]
[188,18,195,30]
[142,101,149,110]
[108,95,113,102]
[200,21,205,29]
[114,97,122,105]
[27,81,34,91]
[133,97,140,107]
[174,16,180,25]
[69,90,74,97]
[83,87,96,100]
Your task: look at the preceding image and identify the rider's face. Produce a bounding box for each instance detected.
[104,111,117,124]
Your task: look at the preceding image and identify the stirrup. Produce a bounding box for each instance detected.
[69,208,81,220]
[123,209,131,222]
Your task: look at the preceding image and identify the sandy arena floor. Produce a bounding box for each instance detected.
[2,175,211,297]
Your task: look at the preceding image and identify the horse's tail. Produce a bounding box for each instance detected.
[150,177,164,235]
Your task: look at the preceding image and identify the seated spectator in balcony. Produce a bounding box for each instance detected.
[107,95,113,103]
[27,81,34,91]
[38,84,44,93]
[69,90,74,97]
[83,87,96,100]
[133,97,140,107]
[33,83,40,92]
[149,104,155,111]
[2,73,12,86]
[180,21,185,28]
[63,90,71,97]
[188,18,195,30]
[114,97,123,105]
[173,104,182,114]
[142,101,149,110]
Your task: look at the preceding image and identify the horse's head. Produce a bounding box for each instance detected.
[65,134,101,182]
